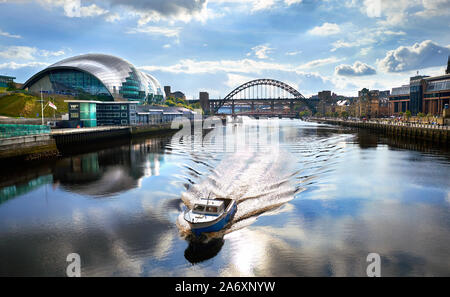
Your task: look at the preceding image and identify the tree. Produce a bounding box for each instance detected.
[405,110,411,118]
[6,81,16,91]
[341,111,349,118]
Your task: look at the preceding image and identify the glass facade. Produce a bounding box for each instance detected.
[79,102,97,127]
[47,69,113,101]
[119,68,146,101]
[0,75,15,88]
[409,83,422,115]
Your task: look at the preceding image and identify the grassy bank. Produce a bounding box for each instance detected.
[0,93,68,118]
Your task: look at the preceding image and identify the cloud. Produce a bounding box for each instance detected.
[284,0,302,5]
[107,0,208,24]
[225,73,256,88]
[0,61,49,69]
[335,61,376,76]
[285,50,302,56]
[0,29,21,39]
[308,23,341,36]
[251,0,275,11]
[0,46,37,60]
[105,12,120,22]
[248,44,274,59]
[79,3,108,17]
[39,49,65,57]
[330,27,404,52]
[298,57,343,70]
[355,0,450,25]
[0,46,66,60]
[126,26,181,39]
[35,0,108,18]
[378,40,450,72]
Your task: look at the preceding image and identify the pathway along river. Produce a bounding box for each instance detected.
[0,118,449,276]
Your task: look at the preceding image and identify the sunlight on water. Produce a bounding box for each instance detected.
[174,118,352,241]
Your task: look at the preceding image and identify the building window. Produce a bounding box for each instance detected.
[121,120,128,125]
[121,112,127,117]
[71,113,79,118]
[121,105,127,110]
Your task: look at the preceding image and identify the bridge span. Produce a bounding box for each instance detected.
[189,79,318,115]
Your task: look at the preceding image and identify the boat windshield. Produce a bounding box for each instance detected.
[193,205,205,212]
[205,206,218,213]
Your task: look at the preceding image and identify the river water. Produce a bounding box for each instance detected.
[0,118,449,276]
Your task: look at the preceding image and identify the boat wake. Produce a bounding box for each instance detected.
[176,146,300,240]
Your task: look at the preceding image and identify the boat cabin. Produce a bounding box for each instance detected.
[192,199,225,215]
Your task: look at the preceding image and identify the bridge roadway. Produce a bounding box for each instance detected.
[188,97,318,115]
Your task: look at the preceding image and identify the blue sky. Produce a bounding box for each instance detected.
[0,0,450,98]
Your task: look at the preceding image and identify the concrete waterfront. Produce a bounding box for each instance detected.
[0,123,177,161]
[311,118,449,144]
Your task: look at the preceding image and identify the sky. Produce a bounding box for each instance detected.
[0,0,450,99]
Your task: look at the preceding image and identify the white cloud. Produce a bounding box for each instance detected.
[105,12,120,22]
[225,73,256,88]
[248,44,274,59]
[251,0,275,11]
[335,61,377,76]
[284,0,302,5]
[163,44,171,48]
[285,50,302,56]
[378,40,450,72]
[0,46,37,60]
[298,57,343,70]
[39,49,65,57]
[0,29,21,39]
[36,0,108,18]
[0,61,49,70]
[308,23,341,36]
[355,0,450,25]
[138,58,328,77]
[0,45,66,60]
[79,3,108,17]
[126,26,181,38]
[330,27,404,52]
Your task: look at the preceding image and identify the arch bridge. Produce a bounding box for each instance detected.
[210,79,316,115]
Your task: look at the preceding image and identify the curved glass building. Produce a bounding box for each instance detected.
[22,53,165,103]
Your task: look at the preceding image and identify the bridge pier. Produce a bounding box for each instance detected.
[232,100,235,116]
[271,100,274,113]
[290,101,294,114]
[251,102,255,112]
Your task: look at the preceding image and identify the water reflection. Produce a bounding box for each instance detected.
[184,237,225,264]
[57,137,169,197]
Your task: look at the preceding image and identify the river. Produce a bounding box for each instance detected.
[0,118,449,276]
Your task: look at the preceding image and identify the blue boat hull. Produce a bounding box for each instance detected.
[191,203,237,236]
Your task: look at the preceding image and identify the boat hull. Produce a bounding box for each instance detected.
[189,202,237,236]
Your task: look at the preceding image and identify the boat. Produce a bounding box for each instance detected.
[184,198,237,236]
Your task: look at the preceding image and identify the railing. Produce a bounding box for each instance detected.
[0,124,51,139]
[312,118,449,130]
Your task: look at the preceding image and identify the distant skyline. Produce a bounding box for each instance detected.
[1,0,450,98]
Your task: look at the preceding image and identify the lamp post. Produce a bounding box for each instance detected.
[41,88,44,125]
